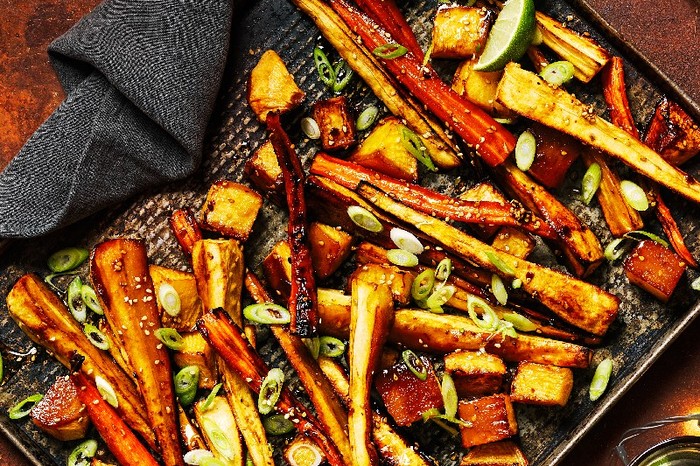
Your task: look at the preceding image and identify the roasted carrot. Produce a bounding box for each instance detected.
[601,57,639,138]
[648,185,699,268]
[353,0,423,59]
[169,208,202,256]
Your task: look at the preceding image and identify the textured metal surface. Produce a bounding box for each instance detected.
[0,0,699,465]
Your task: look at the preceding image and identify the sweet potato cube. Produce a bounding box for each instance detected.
[644,97,700,166]
[348,264,414,306]
[244,140,283,198]
[460,440,529,466]
[444,350,506,397]
[348,117,418,182]
[510,362,573,407]
[263,240,293,300]
[200,180,262,242]
[431,6,494,59]
[375,356,443,426]
[624,240,687,302]
[173,332,218,389]
[313,96,356,151]
[458,394,518,448]
[31,375,89,441]
[248,50,305,122]
[491,227,535,259]
[453,59,515,119]
[309,222,354,280]
[526,124,583,189]
[150,265,203,332]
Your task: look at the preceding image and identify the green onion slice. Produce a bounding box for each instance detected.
[301,117,321,140]
[67,276,87,323]
[589,357,613,401]
[174,366,200,406]
[604,238,631,262]
[158,283,181,317]
[201,418,235,460]
[347,205,383,233]
[83,324,110,351]
[263,413,296,436]
[411,269,436,302]
[44,271,78,292]
[303,337,321,359]
[80,285,103,315]
[491,274,508,305]
[402,350,428,381]
[313,46,335,88]
[441,373,458,419]
[155,328,184,351]
[9,393,43,420]
[332,60,354,93]
[540,61,575,86]
[691,276,700,291]
[502,312,537,332]
[95,375,118,408]
[356,105,379,131]
[201,383,223,411]
[319,336,345,358]
[467,295,499,332]
[243,303,291,325]
[287,440,324,466]
[581,163,602,205]
[425,285,456,310]
[373,42,408,59]
[401,127,437,172]
[422,42,434,67]
[624,230,670,248]
[435,258,453,282]
[494,117,517,125]
[620,180,649,211]
[386,249,419,268]
[47,247,89,273]
[390,228,424,255]
[485,251,515,275]
[184,449,214,466]
[515,130,537,171]
[67,439,98,466]
[512,278,522,289]
[258,368,284,415]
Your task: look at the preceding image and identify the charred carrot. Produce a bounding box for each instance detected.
[353,0,423,59]
[602,57,639,138]
[649,185,698,268]
[169,209,202,256]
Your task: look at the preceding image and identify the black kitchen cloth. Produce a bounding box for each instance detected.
[0,0,233,238]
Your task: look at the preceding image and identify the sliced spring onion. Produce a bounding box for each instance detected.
[67,439,98,466]
[201,383,223,411]
[512,278,522,289]
[174,365,200,406]
[411,269,436,302]
[9,393,43,419]
[67,276,87,323]
[589,357,614,401]
[47,247,89,273]
[356,105,379,131]
[95,375,118,408]
[80,285,103,315]
[422,41,434,67]
[540,61,575,86]
[243,303,291,325]
[467,295,499,332]
[386,249,419,268]
[155,328,185,351]
[263,413,296,436]
[425,284,456,310]
[494,117,517,125]
[401,126,437,172]
[581,163,602,205]
[373,42,408,59]
[44,271,78,292]
[301,117,321,140]
[201,418,235,460]
[485,251,515,275]
[184,449,214,465]
[491,274,508,305]
[435,258,453,282]
[624,230,670,248]
[303,337,321,359]
[441,373,458,419]
[502,312,537,332]
[390,228,424,255]
[496,320,518,339]
[83,324,110,351]
[515,130,537,171]
[318,336,345,358]
[258,368,285,415]
[313,46,335,88]
[158,283,181,317]
[332,60,354,93]
[691,276,700,291]
[620,180,649,211]
[347,205,383,233]
[402,349,428,381]
[287,440,324,466]
[604,238,630,262]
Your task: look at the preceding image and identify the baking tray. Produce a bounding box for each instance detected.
[0,0,699,464]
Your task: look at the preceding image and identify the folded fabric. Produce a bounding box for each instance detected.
[0,0,232,238]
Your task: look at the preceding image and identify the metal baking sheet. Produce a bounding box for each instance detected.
[1,0,699,464]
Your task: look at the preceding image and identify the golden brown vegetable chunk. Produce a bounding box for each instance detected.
[348,264,413,306]
[248,49,305,122]
[313,96,357,151]
[244,140,283,198]
[526,123,583,189]
[644,97,700,166]
[169,208,203,256]
[431,6,493,59]
[149,264,203,332]
[31,375,89,441]
[444,351,506,397]
[200,180,263,242]
[510,361,574,407]
[178,404,207,452]
[453,59,516,119]
[191,239,245,316]
[491,227,535,259]
[459,394,518,448]
[263,240,293,299]
[460,440,529,466]
[624,240,687,302]
[309,222,354,280]
[173,332,218,389]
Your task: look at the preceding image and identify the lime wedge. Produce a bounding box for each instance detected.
[474,0,536,72]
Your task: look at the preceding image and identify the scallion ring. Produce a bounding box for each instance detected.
[390,228,424,255]
[67,276,86,323]
[332,60,354,93]
[620,180,649,211]
[515,130,537,171]
[402,349,428,381]
[83,324,110,351]
[540,61,575,86]
[263,413,296,436]
[589,357,613,401]
[80,285,103,315]
[441,373,458,419]
[491,274,508,305]
[467,295,499,332]
[401,126,437,171]
[184,449,214,465]
[9,393,43,420]
[356,105,379,131]
[604,238,631,262]
[286,439,324,466]
[243,303,291,325]
[95,375,118,408]
[67,439,98,466]
[386,249,419,268]
[411,269,435,302]
[313,46,335,88]
[624,230,670,248]
[691,276,700,291]
[581,163,602,205]
[44,271,78,292]
[303,337,320,359]
[347,205,383,233]
[47,247,89,273]
[158,283,181,317]
[201,383,223,411]
[373,42,408,59]
[301,117,321,140]
[258,368,284,415]
[435,258,452,282]
[155,328,184,351]
[174,365,200,406]
[318,336,345,358]
[502,313,537,332]
[425,284,456,310]
[485,251,515,275]
[512,278,523,289]
[200,418,235,461]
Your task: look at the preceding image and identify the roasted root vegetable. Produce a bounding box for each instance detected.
[313,96,357,151]
[263,240,293,299]
[178,404,207,451]
[199,180,263,242]
[623,240,687,302]
[525,124,582,189]
[602,57,639,138]
[509,362,573,407]
[149,264,203,332]
[30,375,88,441]
[309,222,354,280]
[431,6,494,59]
[649,186,698,268]
[491,227,535,259]
[172,332,218,389]
[353,0,423,59]
[169,208,202,256]
[244,140,284,199]
[191,239,245,317]
[460,440,529,466]
[194,396,244,466]
[348,263,413,306]
[459,394,518,448]
[248,49,305,122]
[452,59,516,120]
[644,97,700,166]
[91,238,183,465]
[444,351,506,397]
